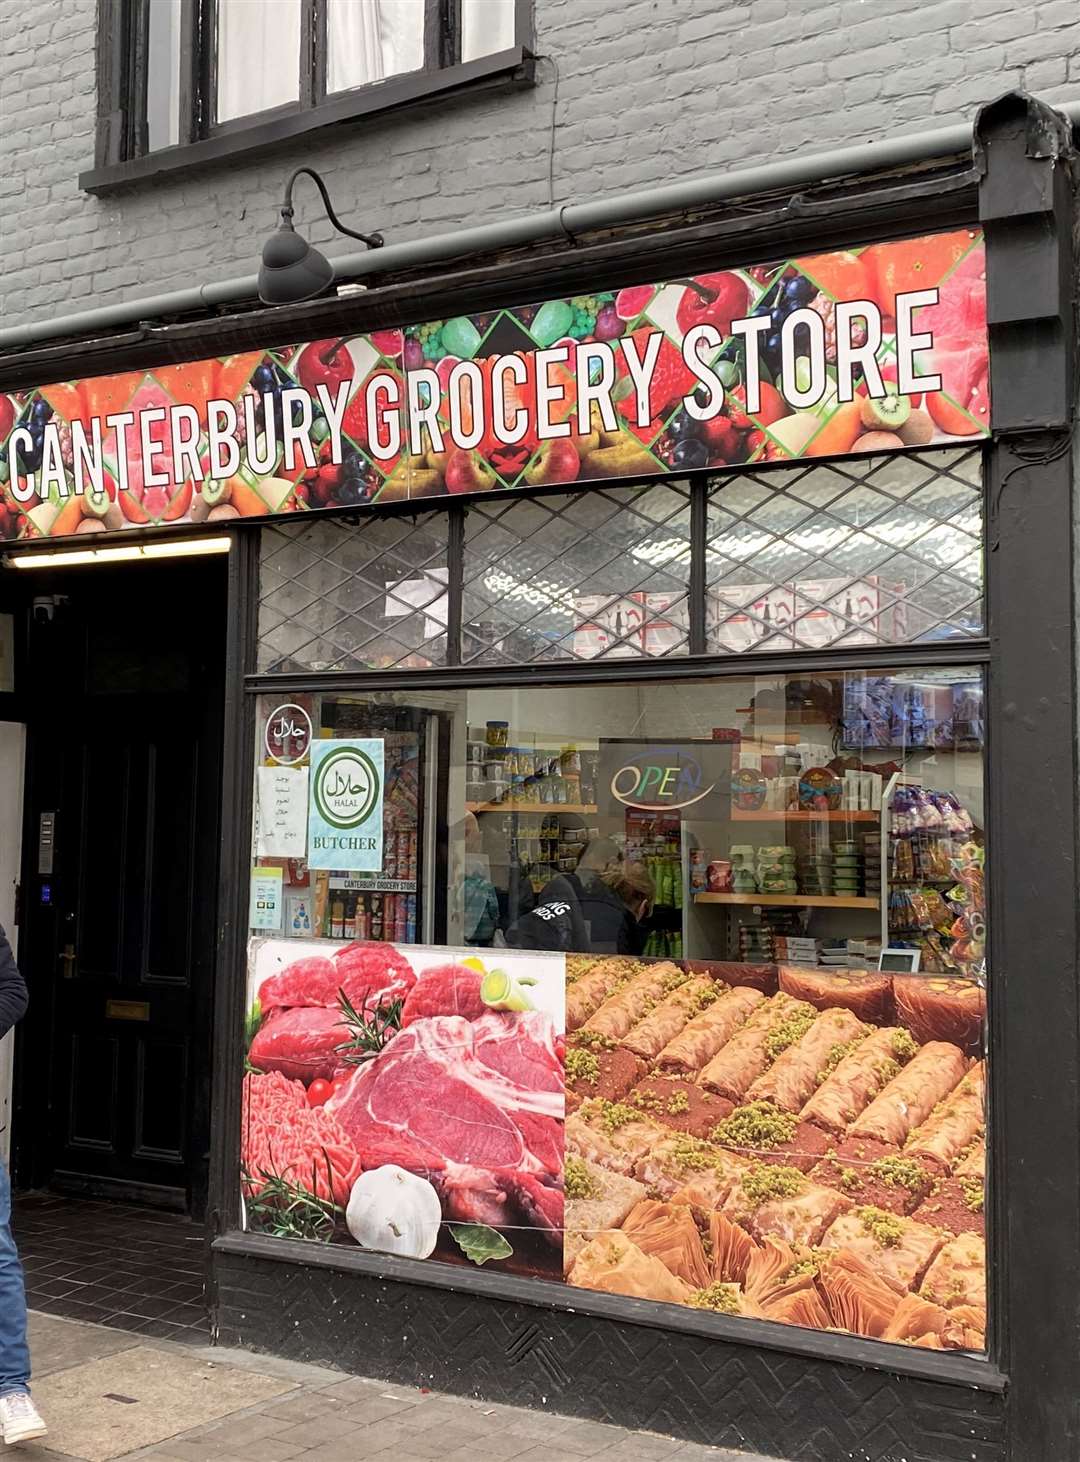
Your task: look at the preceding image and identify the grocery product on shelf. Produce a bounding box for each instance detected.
[886,786,983,978]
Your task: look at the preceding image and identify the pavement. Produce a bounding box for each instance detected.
[18,1312,781,1462]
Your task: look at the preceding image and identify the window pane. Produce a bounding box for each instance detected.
[146,0,182,149]
[216,0,300,122]
[257,514,449,672]
[327,0,425,94]
[706,446,984,652]
[462,483,693,665]
[243,666,988,1354]
[461,0,516,61]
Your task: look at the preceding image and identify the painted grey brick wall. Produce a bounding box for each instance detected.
[1,0,1080,329]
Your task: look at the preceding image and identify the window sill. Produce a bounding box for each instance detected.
[79,49,534,195]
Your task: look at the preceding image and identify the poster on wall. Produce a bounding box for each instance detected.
[243,939,565,1279]
[0,229,989,542]
[240,936,986,1352]
[307,738,385,872]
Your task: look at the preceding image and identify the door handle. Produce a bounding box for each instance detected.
[59,944,77,979]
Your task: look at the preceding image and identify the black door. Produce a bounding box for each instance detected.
[15,561,225,1214]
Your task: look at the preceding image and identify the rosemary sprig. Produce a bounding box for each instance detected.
[242,1155,343,1243]
[334,987,403,1065]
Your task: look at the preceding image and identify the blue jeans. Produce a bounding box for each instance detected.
[0,1161,30,1398]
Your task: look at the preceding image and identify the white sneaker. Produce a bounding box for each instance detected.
[0,1394,47,1446]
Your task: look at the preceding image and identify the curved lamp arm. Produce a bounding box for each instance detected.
[280,167,383,249]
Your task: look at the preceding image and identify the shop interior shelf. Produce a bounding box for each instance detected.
[694,892,881,909]
[730,809,881,821]
[467,801,599,814]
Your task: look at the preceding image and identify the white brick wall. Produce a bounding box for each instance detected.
[1,0,1079,328]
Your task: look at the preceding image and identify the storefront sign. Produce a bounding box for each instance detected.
[264,703,313,765]
[307,738,384,871]
[602,741,718,812]
[0,229,988,542]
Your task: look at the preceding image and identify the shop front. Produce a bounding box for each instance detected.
[0,92,1077,1462]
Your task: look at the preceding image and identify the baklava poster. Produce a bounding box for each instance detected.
[241,937,987,1351]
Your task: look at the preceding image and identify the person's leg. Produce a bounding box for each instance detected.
[0,1161,31,1400]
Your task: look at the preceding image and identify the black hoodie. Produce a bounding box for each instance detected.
[506,871,646,956]
[0,924,27,1040]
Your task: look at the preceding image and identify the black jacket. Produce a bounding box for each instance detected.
[0,924,27,1039]
[506,872,646,956]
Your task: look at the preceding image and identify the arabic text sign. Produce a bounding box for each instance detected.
[0,230,989,542]
[307,738,384,872]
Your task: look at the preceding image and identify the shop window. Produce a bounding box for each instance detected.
[707,447,983,653]
[89,0,531,184]
[257,513,449,673]
[461,482,693,664]
[242,666,987,1354]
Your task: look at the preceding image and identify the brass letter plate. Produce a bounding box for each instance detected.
[105,1000,150,1022]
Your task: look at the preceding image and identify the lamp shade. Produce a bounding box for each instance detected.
[257,225,334,305]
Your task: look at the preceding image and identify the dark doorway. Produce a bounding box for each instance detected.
[12,556,226,1218]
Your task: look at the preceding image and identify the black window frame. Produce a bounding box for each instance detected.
[84,0,534,194]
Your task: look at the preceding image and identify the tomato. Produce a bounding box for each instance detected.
[306,1078,333,1107]
[331,1073,352,1093]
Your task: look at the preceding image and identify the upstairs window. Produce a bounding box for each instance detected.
[89,0,531,186]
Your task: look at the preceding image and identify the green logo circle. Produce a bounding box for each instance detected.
[314,747,380,830]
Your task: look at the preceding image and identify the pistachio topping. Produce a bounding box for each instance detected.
[764,1005,817,1063]
[565,1048,601,1086]
[689,1282,741,1314]
[740,1162,806,1206]
[564,1156,600,1201]
[855,1205,905,1247]
[712,1100,797,1151]
[869,1155,930,1194]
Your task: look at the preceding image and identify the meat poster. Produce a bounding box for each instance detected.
[241,938,986,1352]
[242,938,566,1278]
[1,230,988,543]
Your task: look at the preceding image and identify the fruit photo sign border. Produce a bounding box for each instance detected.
[0,229,988,542]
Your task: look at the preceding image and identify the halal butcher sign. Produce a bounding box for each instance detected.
[0,229,989,543]
[308,739,383,872]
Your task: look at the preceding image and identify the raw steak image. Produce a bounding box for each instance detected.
[258,942,416,1016]
[248,1005,350,1083]
[472,1010,563,1096]
[326,1012,564,1233]
[400,963,486,1025]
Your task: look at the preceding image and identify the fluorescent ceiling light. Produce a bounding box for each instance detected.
[7,536,232,568]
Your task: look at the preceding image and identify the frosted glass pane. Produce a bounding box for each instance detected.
[216,0,300,122]
[327,0,425,93]
[461,0,516,60]
[146,0,182,148]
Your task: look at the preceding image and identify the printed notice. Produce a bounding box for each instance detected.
[256,766,308,858]
[249,867,283,931]
[308,738,384,872]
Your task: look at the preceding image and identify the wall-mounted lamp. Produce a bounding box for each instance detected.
[257,167,383,306]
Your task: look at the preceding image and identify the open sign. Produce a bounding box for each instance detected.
[610,749,716,811]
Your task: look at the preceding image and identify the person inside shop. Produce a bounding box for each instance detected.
[0,924,48,1446]
[506,835,655,954]
[462,811,500,948]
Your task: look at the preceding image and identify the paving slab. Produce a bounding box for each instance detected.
[21,1312,783,1462]
[19,1345,295,1462]
[28,1313,141,1379]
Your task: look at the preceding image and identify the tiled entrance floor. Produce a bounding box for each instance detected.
[12,1191,208,1344]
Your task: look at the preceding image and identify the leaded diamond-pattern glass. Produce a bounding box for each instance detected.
[706,447,983,653]
[461,482,693,664]
[257,514,449,672]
